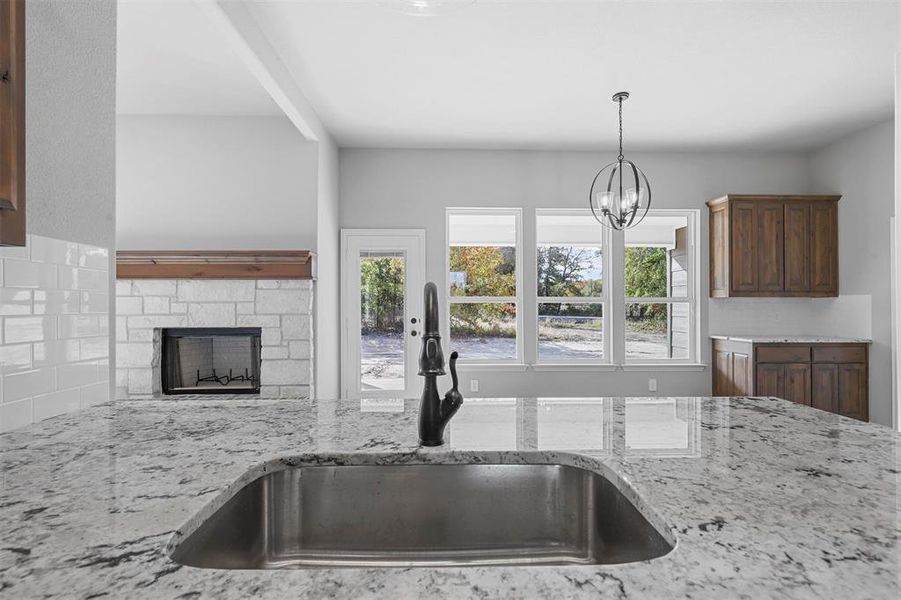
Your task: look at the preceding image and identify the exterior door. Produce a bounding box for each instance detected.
[341,230,426,399]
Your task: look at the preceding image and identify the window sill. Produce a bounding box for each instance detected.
[455,363,707,373]
[620,363,708,372]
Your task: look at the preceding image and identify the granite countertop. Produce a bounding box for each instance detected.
[710,335,873,344]
[1,396,899,599]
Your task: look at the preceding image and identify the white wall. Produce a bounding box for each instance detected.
[340,148,810,398]
[805,120,895,426]
[116,115,318,250]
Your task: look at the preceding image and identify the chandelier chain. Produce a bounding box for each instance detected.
[617,97,624,161]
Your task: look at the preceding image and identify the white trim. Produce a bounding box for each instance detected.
[457,363,529,372]
[531,364,618,372]
[893,51,901,432]
[446,208,524,363]
[619,363,707,372]
[340,229,426,400]
[534,208,612,365]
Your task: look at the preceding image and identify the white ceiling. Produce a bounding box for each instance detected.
[118,0,900,151]
[117,0,281,116]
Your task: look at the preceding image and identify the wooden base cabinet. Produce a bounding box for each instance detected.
[707,195,839,298]
[712,338,869,421]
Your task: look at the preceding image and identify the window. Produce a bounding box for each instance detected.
[536,210,607,362]
[446,209,522,362]
[623,211,695,362]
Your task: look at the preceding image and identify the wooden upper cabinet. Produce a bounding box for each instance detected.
[706,195,839,297]
[784,201,811,292]
[0,0,25,246]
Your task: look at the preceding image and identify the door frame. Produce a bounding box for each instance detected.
[340,228,426,399]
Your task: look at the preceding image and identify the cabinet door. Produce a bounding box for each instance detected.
[756,200,785,293]
[709,204,729,297]
[730,201,758,293]
[810,202,838,295]
[756,364,785,398]
[811,364,837,413]
[713,349,733,395]
[784,201,811,293]
[837,363,867,421]
[732,352,752,395]
[784,363,811,405]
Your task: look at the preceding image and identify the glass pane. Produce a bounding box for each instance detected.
[448,212,517,297]
[625,213,689,298]
[537,246,603,297]
[449,302,517,360]
[538,303,603,361]
[625,302,690,360]
[360,251,405,391]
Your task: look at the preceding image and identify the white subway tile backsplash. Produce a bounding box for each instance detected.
[58,267,108,291]
[78,244,109,270]
[80,292,109,314]
[4,316,57,344]
[56,362,98,389]
[79,337,109,360]
[58,315,106,339]
[0,398,32,433]
[33,340,80,367]
[32,388,80,421]
[0,235,110,431]
[80,382,109,408]
[29,235,78,266]
[34,290,80,315]
[0,289,31,315]
[4,259,57,289]
[3,368,56,403]
[0,344,32,374]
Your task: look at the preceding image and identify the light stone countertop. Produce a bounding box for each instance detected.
[710,335,873,344]
[0,396,899,599]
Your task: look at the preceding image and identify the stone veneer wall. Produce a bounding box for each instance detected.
[116,279,313,399]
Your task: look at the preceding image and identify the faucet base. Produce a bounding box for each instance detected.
[419,439,445,447]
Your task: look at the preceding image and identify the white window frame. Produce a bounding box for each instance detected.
[619,208,700,365]
[534,208,612,365]
[445,207,524,365]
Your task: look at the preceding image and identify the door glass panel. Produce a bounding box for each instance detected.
[360,251,405,391]
[625,302,690,360]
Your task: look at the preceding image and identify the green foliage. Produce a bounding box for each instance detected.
[360,257,404,333]
[625,247,668,323]
[448,246,516,337]
[448,246,515,296]
[537,246,603,297]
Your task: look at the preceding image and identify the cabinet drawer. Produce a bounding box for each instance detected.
[756,346,811,363]
[813,345,866,364]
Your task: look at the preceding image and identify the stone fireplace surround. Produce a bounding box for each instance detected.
[116,279,313,399]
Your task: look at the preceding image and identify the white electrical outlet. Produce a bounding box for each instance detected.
[470,379,480,393]
[648,378,657,392]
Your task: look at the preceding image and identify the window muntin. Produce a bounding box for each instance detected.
[624,212,695,362]
[447,209,522,363]
[536,210,607,363]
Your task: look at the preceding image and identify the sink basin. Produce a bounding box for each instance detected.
[170,461,673,568]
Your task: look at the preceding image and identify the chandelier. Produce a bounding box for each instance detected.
[589,92,651,231]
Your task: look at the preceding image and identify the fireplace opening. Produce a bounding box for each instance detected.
[161,328,262,395]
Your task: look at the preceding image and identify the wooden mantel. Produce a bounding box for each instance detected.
[116,251,315,280]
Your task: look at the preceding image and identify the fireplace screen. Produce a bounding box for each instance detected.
[161,328,262,395]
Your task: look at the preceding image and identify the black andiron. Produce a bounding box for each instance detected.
[418,282,464,446]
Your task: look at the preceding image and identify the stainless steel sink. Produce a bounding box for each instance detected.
[170,462,673,569]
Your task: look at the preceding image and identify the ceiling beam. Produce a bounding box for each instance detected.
[195,0,329,143]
